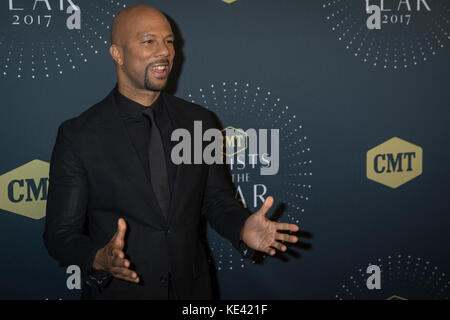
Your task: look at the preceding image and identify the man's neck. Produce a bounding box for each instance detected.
[117,82,160,107]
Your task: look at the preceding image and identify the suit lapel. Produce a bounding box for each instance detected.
[160,93,184,227]
[162,93,211,228]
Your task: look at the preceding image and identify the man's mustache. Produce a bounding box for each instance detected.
[147,59,170,68]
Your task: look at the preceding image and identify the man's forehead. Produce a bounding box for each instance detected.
[138,32,175,39]
[131,17,173,38]
[111,6,172,45]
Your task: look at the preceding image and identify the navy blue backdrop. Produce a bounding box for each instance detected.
[0,0,449,299]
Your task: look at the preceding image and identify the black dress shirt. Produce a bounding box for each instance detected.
[113,84,176,195]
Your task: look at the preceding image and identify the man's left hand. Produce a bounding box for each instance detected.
[241,196,299,256]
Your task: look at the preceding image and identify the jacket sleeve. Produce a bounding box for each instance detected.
[201,112,254,259]
[43,122,103,285]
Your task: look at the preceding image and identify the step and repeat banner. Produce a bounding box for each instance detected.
[0,0,449,300]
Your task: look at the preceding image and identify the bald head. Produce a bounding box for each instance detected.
[110,5,171,46]
[109,4,175,94]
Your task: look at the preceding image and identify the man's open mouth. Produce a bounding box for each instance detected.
[149,64,169,78]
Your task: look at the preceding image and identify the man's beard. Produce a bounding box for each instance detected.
[144,63,170,91]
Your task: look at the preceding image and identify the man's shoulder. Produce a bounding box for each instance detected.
[162,92,220,125]
[163,93,211,114]
[58,91,111,136]
[59,89,223,136]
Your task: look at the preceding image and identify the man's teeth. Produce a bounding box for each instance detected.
[151,66,167,70]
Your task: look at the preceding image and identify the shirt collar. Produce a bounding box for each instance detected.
[113,83,165,121]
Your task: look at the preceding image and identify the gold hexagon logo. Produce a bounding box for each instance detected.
[221,126,248,156]
[222,0,238,3]
[387,295,407,300]
[366,137,422,189]
[0,159,49,220]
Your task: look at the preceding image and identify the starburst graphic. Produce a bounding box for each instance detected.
[336,254,450,300]
[0,0,127,80]
[187,81,312,271]
[322,0,450,69]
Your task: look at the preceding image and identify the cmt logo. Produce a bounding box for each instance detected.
[366,137,422,188]
[170,122,279,175]
[0,159,49,219]
[221,126,248,156]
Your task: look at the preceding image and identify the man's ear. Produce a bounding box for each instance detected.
[109,45,123,66]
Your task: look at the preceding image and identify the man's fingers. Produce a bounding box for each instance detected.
[264,247,276,256]
[112,255,130,269]
[112,266,136,279]
[276,222,299,232]
[111,248,124,259]
[114,272,140,283]
[256,196,274,217]
[270,240,286,252]
[275,233,298,243]
[111,218,127,247]
[262,241,287,256]
[109,247,139,282]
[111,248,131,269]
[110,266,140,283]
[104,218,137,283]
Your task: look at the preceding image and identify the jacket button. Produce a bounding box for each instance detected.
[160,276,167,283]
[165,229,171,235]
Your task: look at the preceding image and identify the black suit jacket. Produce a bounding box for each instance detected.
[43,87,252,299]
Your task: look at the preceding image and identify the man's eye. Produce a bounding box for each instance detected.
[167,40,174,44]
[144,40,153,44]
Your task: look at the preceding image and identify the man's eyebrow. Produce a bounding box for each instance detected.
[139,33,175,39]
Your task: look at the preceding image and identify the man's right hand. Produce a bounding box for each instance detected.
[92,218,140,283]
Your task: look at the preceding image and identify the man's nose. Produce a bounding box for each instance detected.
[155,40,170,57]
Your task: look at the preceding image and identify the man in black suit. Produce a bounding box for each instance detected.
[43,5,299,299]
